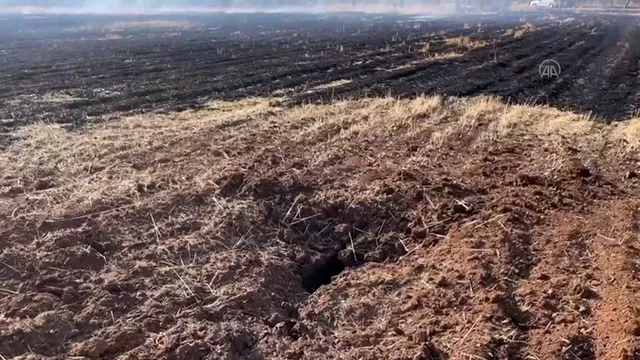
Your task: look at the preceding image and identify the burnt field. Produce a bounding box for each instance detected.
[0,11,639,135]
[1,11,640,360]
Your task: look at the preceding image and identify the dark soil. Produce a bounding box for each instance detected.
[0,11,638,136]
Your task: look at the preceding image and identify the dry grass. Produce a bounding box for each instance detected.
[2,95,638,223]
[69,20,200,32]
[1,95,638,238]
[505,23,538,38]
[513,28,526,38]
[421,50,463,60]
[420,33,489,59]
[39,92,86,103]
[309,79,352,91]
[0,98,272,219]
[505,27,526,38]
[611,117,640,150]
[444,35,487,49]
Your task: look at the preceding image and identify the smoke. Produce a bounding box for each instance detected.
[1,1,213,14]
[0,0,458,14]
[1,1,181,9]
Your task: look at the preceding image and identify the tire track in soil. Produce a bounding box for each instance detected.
[542,19,634,117]
[6,36,431,121]
[316,23,590,103]
[524,214,599,360]
[409,27,578,92]
[628,28,640,118]
[494,21,612,109]
[290,25,563,104]
[447,26,589,97]
[553,24,626,119]
[590,22,640,120]
[455,149,614,360]
[374,31,552,89]
[412,135,543,359]
[465,197,536,360]
[588,203,640,360]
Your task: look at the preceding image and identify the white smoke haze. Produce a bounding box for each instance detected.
[0,0,457,14]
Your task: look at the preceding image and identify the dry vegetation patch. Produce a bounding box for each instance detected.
[69,20,201,33]
[1,96,640,359]
[444,35,487,49]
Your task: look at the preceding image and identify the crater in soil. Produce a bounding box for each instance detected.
[300,253,346,293]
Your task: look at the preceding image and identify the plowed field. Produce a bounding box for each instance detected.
[1,11,639,360]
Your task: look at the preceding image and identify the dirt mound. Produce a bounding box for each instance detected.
[1,95,639,359]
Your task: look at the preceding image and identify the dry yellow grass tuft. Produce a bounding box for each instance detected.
[3,96,637,182]
[309,79,352,91]
[505,23,537,38]
[444,35,486,49]
[39,92,87,103]
[513,28,526,38]
[611,117,640,150]
[1,98,272,219]
[3,95,637,224]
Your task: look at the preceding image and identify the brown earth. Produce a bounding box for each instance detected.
[1,10,640,360]
[1,94,640,359]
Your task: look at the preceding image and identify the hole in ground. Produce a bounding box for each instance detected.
[300,253,345,293]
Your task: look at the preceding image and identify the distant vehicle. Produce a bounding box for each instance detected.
[530,0,559,7]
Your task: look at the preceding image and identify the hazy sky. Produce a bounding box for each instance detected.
[0,1,215,7]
